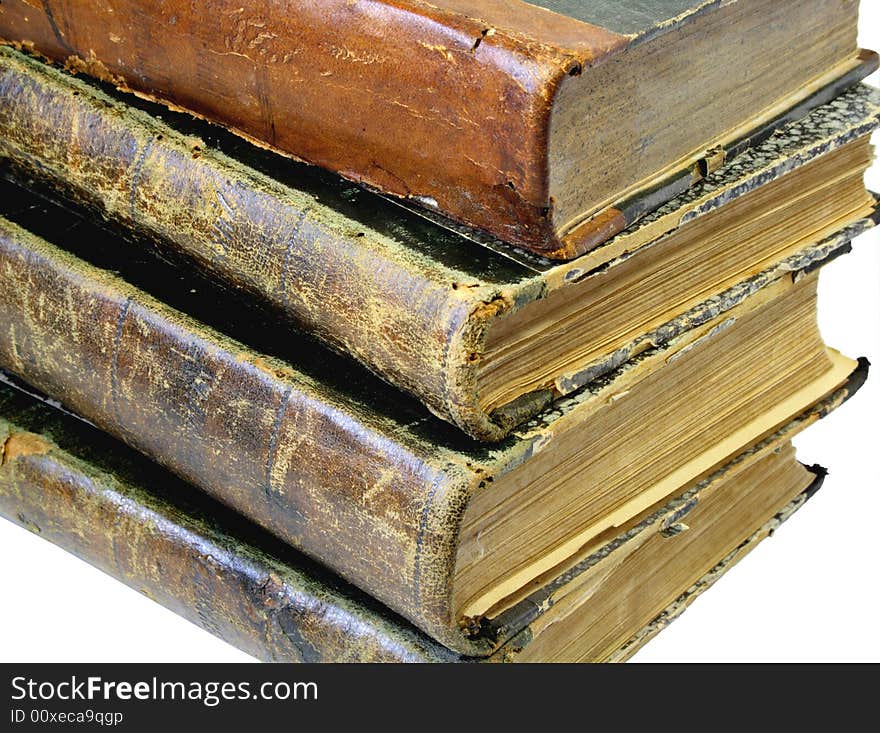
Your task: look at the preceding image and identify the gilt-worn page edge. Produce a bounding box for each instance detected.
[605,464,827,663]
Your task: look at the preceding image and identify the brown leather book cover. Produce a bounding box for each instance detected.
[0,0,873,257]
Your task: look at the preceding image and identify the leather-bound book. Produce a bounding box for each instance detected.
[0,174,868,653]
[0,380,844,662]
[1,48,878,441]
[0,1,874,257]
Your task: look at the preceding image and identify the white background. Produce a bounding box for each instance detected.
[1,9,878,664]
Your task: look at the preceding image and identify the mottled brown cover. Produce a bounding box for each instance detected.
[0,380,838,662]
[1,48,878,441]
[0,1,868,255]
[0,0,625,254]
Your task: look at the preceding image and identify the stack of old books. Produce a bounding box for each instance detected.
[0,1,876,662]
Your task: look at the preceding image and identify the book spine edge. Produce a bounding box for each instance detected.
[0,46,517,441]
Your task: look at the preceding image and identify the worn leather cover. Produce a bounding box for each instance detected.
[0,380,839,662]
[0,170,868,652]
[0,381,457,664]
[1,47,878,441]
[0,1,871,256]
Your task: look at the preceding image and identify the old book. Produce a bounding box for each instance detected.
[1,48,878,441]
[0,174,867,653]
[0,379,844,661]
[0,1,873,258]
